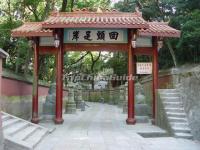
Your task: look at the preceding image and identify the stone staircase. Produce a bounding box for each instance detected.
[159,89,193,140]
[1,112,50,150]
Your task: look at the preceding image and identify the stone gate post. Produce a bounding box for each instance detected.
[0,48,9,150]
[65,84,76,114]
[118,85,125,108]
[123,82,128,113]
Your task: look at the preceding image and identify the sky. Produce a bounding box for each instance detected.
[111,0,122,6]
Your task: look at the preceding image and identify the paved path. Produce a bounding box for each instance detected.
[36,103,200,150]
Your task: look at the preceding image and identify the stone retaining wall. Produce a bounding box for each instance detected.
[0,70,68,120]
[0,96,45,120]
[140,65,200,140]
[140,69,175,106]
[176,66,200,140]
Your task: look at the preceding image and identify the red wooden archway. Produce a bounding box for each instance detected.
[11,9,180,125]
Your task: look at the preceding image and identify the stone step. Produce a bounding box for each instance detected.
[2,115,10,121]
[160,93,180,97]
[159,89,193,140]
[12,126,38,141]
[2,118,20,129]
[4,122,29,136]
[166,112,186,118]
[161,97,180,102]
[174,133,193,139]
[2,111,50,150]
[25,128,48,148]
[168,117,187,123]
[172,127,191,133]
[170,122,190,128]
[165,108,184,113]
[159,89,178,93]
[163,102,183,108]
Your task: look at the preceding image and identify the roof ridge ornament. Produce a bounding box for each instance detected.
[73,8,90,12]
[50,10,59,16]
[97,7,103,13]
[135,6,142,17]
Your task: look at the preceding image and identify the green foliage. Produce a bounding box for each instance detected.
[0,0,200,83]
[176,10,200,64]
[106,52,127,76]
[114,0,136,12]
[87,90,112,103]
[0,0,112,82]
[115,0,200,69]
[75,0,111,10]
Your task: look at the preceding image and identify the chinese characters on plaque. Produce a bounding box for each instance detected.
[39,29,152,47]
[136,63,152,74]
[64,29,127,43]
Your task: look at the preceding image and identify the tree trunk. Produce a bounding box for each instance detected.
[24,48,31,76]
[166,39,177,67]
[89,52,101,90]
[70,0,74,12]
[61,0,68,12]
[15,48,20,74]
[41,0,53,20]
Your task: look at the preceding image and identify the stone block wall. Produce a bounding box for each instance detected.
[0,72,68,120]
[0,96,45,120]
[176,66,200,140]
[140,69,174,107]
[140,66,200,141]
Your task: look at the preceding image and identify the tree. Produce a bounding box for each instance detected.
[114,0,200,69]
[88,52,101,89]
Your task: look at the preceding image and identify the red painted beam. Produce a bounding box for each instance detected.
[126,30,136,125]
[39,44,128,53]
[55,29,64,124]
[39,46,57,55]
[64,43,128,52]
[31,38,39,124]
[152,37,158,124]
[135,47,153,56]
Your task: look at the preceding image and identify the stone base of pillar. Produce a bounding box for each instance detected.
[54,118,64,124]
[126,118,136,125]
[31,117,39,124]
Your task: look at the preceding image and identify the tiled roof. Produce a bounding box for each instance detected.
[11,22,53,37]
[138,22,181,37]
[11,12,181,38]
[42,11,149,29]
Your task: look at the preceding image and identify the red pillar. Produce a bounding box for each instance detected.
[126,30,136,125]
[31,38,39,124]
[152,37,158,124]
[55,29,64,124]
